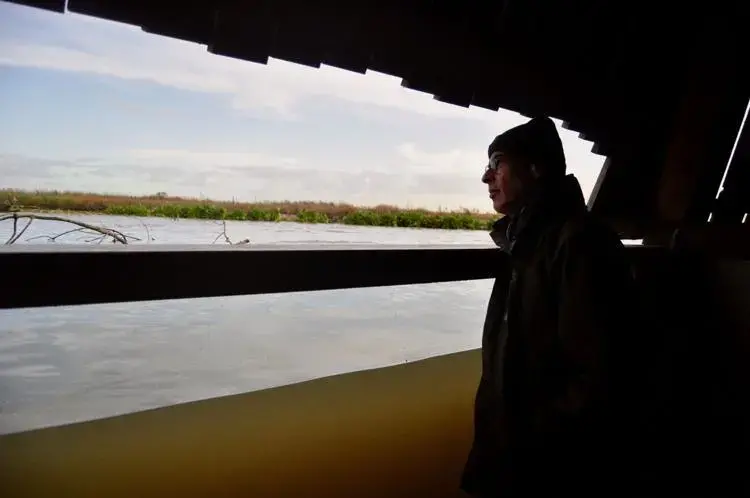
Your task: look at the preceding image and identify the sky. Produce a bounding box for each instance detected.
[0,2,606,211]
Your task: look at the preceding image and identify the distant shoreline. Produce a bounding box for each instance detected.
[2,189,498,231]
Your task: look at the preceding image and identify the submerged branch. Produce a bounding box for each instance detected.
[2,213,248,247]
[1,213,139,245]
[212,220,250,246]
[26,227,87,243]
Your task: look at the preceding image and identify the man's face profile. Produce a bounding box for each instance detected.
[482,152,525,215]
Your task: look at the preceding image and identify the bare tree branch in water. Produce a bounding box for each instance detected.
[138,219,155,243]
[2,202,248,245]
[212,220,250,245]
[1,213,139,245]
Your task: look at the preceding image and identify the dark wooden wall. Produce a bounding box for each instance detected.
[631,246,750,495]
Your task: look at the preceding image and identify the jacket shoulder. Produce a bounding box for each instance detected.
[558,213,622,251]
[547,213,625,270]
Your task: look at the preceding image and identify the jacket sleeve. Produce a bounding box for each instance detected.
[534,223,632,442]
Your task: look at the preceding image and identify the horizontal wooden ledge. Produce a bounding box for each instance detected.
[0,244,496,253]
[0,245,667,310]
[0,245,505,309]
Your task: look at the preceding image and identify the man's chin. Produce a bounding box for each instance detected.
[492,200,508,215]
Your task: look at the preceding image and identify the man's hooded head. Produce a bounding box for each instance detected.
[482,116,567,214]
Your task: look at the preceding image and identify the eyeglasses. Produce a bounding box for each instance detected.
[484,154,505,174]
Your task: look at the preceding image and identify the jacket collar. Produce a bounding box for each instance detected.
[490,174,587,255]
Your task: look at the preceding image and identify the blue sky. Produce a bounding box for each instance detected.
[0,2,605,211]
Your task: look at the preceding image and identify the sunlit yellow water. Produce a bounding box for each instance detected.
[0,349,480,498]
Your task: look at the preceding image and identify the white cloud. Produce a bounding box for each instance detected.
[127,149,298,170]
[0,152,487,210]
[0,13,508,124]
[395,142,486,176]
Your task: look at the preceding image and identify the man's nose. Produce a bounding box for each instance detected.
[481,168,492,184]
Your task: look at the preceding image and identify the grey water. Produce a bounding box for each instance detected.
[0,215,495,434]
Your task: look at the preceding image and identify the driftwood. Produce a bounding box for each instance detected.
[1,212,138,245]
[1,212,250,246]
[212,220,250,245]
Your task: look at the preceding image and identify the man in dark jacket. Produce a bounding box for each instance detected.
[461,116,637,497]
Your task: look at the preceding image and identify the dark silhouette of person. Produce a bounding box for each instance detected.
[461,116,638,498]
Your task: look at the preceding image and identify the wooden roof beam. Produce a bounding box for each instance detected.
[67,0,150,26]
[4,0,63,12]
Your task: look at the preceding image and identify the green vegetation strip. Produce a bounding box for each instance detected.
[3,190,498,231]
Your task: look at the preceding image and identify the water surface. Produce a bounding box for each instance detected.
[0,215,495,434]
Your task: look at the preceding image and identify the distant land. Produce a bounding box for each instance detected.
[2,189,498,231]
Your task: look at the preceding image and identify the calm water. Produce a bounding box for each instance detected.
[0,215,495,434]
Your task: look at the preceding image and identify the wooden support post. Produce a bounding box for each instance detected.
[652,15,748,227]
[711,105,750,224]
[586,10,687,239]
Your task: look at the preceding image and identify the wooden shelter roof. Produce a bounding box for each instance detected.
[5,0,750,235]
